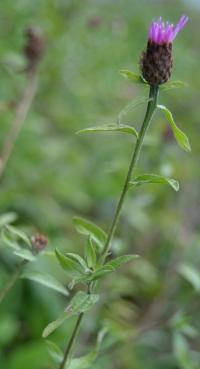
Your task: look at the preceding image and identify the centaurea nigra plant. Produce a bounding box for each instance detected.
[41,15,190,368]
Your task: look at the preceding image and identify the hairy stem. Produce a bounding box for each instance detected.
[59,85,159,369]
[0,260,26,304]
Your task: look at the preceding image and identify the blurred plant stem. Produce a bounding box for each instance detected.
[0,71,37,178]
[0,259,26,304]
[59,85,159,369]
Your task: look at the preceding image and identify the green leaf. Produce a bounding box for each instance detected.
[77,124,138,138]
[1,227,21,250]
[42,291,99,338]
[0,212,17,228]
[157,105,191,152]
[85,237,97,269]
[88,254,138,281]
[160,80,187,92]
[5,225,32,248]
[73,216,107,251]
[118,96,150,125]
[119,69,146,84]
[55,249,85,276]
[46,340,63,363]
[129,174,179,192]
[67,352,97,369]
[13,249,36,261]
[173,333,196,369]
[178,264,200,292]
[66,253,89,271]
[21,271,69,296]
[67,328,107,369]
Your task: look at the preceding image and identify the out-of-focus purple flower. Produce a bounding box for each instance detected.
[148,15,188,45]
[140,15,188,86]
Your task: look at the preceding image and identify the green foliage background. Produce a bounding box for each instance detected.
[0,0,200,368]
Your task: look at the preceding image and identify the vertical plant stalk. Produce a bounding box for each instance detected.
[60,313,84,369]
[59,85,159,369]
[101,84,158,260]
[0,71,38,178]
[0,259,26,304]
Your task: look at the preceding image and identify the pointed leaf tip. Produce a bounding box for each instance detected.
[119,69,146,84]
[73,216,107,251]
[157,104,191,152]
[129,174,179,192]
[76,124,138,138]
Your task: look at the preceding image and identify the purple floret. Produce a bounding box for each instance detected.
[148,15,188,45]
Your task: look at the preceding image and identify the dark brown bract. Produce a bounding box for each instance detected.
[140,41,173,86]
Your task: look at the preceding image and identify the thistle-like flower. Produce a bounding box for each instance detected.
[140,15,188,86]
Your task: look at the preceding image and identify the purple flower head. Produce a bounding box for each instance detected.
[148,15,188,45]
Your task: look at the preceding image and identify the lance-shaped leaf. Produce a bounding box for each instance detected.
[160,80,187,92]
[1,227,21,250]
[178,264,200,292]
[73,216,107,251]
[55,249,86,276]
[46,340,64,363]
[0,212,17,228]
[157,105,191,152]
[21,271,69,296]
[118,96,150,124]
[77,124,138,138]
[88,254,138,281]
[173,333,195,369]
[14,249,36,261]
[5,224,32,248]
[66,328,107,369]
[119,69,146,84]
[129,174,179,192]
[85,236,97,269]
[42,291,99,337]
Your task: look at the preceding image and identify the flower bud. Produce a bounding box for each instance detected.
[140,15,188,86]
[31,233,48,253]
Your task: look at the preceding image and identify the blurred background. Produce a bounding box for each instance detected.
[0,0,200,368]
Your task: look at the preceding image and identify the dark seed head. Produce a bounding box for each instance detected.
[140,41,173,86]
[24,27,45,71]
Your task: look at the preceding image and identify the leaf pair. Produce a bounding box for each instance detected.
[120,69,187,91]
[56,246,138,284]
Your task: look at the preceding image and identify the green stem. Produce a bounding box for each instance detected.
[58,85,158,369]
[0,260,26,304]
[101,84,158,260]
[60,313,84,369]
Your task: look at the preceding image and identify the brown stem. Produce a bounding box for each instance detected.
[0,71,38,178]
